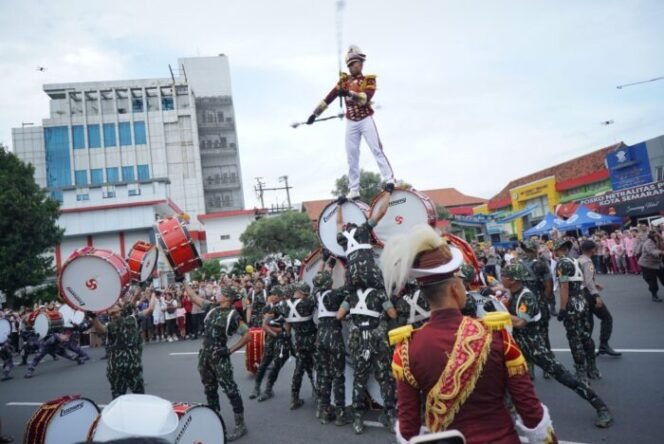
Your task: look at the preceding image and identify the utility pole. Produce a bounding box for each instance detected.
[255,175,295,213]
[279,175,292,209]
[254,177,265,208]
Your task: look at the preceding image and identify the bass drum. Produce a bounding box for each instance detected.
[58,304,85,329]
[33,310,64,339]
[370,189,437,247]
[24,396,99,444]
[317,200,370,258]
[172,403,226,444]
[245,328,265,375]
[300,248,347,290]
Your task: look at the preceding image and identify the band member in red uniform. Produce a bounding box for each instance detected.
[382,225,556,444]
[306,45,395,200]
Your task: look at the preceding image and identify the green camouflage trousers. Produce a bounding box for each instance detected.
[255,335,290,387]
[291,331,316,398]
[198,346,244,414]
[315,320,346,408]
[107,350,144,399]
[347,322,395,412]
[562,299,597,375]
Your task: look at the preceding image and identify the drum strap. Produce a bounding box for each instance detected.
[561,257,584,283]
[341,229,372,255]
[317,290,337,318]
[404,290,431,324]
[350,288,381,318]
[285,299,313,322]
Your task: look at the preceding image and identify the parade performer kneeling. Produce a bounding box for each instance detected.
[382,225,557,444]
[306,45,395,200]
[184,282,250,441]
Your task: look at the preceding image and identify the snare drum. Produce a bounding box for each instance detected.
[370,189,437,246]
[33,310,64,339]
[127,241,159,283]
[58,304,85,329]
[245,328,265,374]
[300,248,347,290]
[172,402,226,443]
[317,200,370,257]
[0,318,10,344]
[24,395,100,444]
[155,217,202,276]
[58,247,131,312]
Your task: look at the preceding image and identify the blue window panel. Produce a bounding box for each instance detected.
[122,166,135,182]
[87,125,101,148]
[72,125,85,149]
[162,97,174,111]
[106,167,119,183]
[137,164,150,181]
[132,99,144,113]
[76,193,90,201]
[119,122,132,146]
[44,126,71,189]
[91,168,103,185]
[134,121,146,145]
[103,123,116,147]
[50,191,64,202]
[75,170,88,186]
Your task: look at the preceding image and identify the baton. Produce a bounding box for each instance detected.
[291,113,345,129]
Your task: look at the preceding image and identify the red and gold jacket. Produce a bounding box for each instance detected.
[390,310,556,444]
[313,72,377,121]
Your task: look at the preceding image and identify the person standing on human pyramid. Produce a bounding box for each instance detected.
[306,45,395,200]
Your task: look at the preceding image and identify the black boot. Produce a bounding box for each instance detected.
[257,384,273,402]
[249,384,260,400]
[652,295,662,303]
[352,411,364,434]
[334,406,349,426]
[227,413,248,441]
[289,394,304,410]
[598,343,622,357]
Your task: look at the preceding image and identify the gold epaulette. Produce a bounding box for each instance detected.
[338,72,349,80]
[482,311,512,332]
[388,324,413,346]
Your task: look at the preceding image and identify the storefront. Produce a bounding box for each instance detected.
[579,180,664,225]
[508,176,559,238]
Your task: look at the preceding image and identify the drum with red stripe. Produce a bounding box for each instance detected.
[370,189,437,246]
[154,217,202,276]
[33,310,64,339]
[24,395,100,444]
[58,247,131,312]
[317,200,370,257]
[245,327,265,374]
[300,248,347,290]
[172,402,226,443]
[127,241,159,283]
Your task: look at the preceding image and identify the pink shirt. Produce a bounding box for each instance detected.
[623,237,635,256]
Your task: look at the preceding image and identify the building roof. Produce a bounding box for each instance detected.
[198,208,267,223]
[487,143,621,210]
[301,188,487,223]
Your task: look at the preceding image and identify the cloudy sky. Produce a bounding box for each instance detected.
[1,0,663,208]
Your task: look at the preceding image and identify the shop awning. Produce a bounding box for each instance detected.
[495,205,537,224]
[523,212,565,238]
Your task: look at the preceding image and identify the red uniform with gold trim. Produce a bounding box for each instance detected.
[318,73,377,121]
[392,309,555,444]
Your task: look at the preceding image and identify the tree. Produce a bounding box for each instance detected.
[240,211,318,262]
[436,204,453,221]
[0,146,63,307]
[191,259,225,281]
[331,169,383,203]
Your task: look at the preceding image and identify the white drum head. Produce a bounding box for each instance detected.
[0,319,10,343]
[318,201,368,257]
[34,313,50,339]
[44,398,100,444]
[373,190,434,245]
[140,248,159,282]
[61,255,123,312]
[58,305,75,328]
[175,405,226,444]
[94,394,179,441]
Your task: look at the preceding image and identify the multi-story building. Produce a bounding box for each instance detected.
[12,55,245,268]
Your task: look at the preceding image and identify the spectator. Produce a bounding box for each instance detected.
[163,292,179,342]
[152,290,166,342]
[638,230,664,303]
[612,233,627,274]
[182,288,193,339]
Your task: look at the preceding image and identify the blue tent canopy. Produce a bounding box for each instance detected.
[558,205,623,234]
[523,212,565,238]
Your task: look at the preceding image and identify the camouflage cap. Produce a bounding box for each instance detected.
[553,239,573,251]
[520,239,539,253]
[313,270,333,289]
[282,284,296,298]
[458,264,476,282]
[502,264,529,281]
[270,285,284,297]
[220,286,240,301]
[295,282,311,295]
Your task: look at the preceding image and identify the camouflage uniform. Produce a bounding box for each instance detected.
[337,221,384,290]
[106,306,145,398]
[556,254,599,380]
[253,291,291,401]
[283,282,317,408]
[313,271,348,423]
[341,287,396,431]
[394,284,430,329]
[248,289,267,328]
[198,301,247,414]
[504,264,612,427]
[1,341,13,380]
[518,255,553,352]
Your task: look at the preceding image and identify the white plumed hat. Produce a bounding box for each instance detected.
[345,45,366,66]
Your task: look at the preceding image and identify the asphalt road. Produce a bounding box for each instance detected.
[1,274,663,443]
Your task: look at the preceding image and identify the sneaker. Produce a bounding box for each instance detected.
[348,190,360,200]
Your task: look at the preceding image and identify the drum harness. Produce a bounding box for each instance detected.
[285,299,313,323]
[514,288,542,323]
[340,229,372,255]
[403,290,431,324]
[317,290,338,319]
[559,257,587,312]
[350,288,381,361]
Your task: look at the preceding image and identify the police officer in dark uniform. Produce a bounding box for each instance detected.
[502,264,613,428]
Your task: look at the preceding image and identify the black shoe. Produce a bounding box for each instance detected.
[595,407,614,428]
[652,296,663,303]
[1,375,12,382]
[598,344,622,357]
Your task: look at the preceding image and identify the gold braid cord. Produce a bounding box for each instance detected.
[425,317,492,433]
[399,340,420,389]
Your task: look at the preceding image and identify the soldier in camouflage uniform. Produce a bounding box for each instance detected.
[313,258,349,425]
[393,281,430,329]
[554,239,602,383]
[245,279,267,328]
[184,282,250,441]
[502,264,613,428]
[250,286,291,402]
[336,187,396,434]
[283,282,317,410]
[0,340,13,381]
[88,287,157,398]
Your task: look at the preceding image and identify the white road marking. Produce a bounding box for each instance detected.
[169,351,245,356]
[552,348,664,353]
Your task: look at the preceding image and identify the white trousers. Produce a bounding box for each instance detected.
[345,116,394,191]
